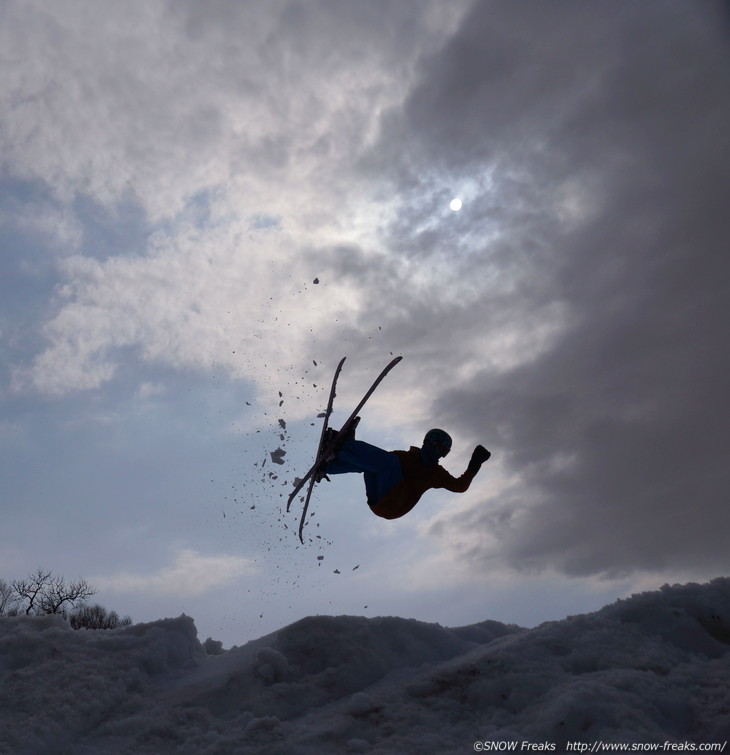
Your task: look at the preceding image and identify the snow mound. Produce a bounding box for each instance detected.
[0,614,204,754]
[1,579,730,753]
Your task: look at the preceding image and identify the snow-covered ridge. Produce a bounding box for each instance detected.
[1,579,729,753]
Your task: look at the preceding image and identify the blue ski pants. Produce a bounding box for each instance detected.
[325,440,403,506]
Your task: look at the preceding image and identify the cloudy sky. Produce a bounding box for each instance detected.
[2,0,729,646]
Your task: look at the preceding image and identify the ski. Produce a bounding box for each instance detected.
[286,356,346,513]
[290,355,403,543]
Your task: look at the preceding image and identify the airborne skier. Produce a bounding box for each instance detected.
[320,425,491,520]
[287,356,489,540]
[288,355,402,541]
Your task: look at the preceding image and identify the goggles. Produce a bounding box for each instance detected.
[434,441,451,458]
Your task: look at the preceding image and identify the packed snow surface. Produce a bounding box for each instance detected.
[2,579,730,754]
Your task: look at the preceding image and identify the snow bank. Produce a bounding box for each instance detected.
[1,580,729,753]
[0,614,203,754]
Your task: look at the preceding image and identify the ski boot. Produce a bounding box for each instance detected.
[314,464,330,484]
[317,416,361,479]
[325,416,360,456]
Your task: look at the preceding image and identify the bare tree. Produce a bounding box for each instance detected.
[11,569,96,616]
[40,574,96,615]
[70,603,132,630]
[11,568,51,615]
[4,570,131,629]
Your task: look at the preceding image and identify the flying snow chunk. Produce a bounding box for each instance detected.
[450,198,463,212]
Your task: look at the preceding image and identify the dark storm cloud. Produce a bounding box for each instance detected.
[363,1,730,577]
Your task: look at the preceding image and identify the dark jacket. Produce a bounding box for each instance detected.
[369,446,477,520]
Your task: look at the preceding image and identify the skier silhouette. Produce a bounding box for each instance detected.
[320,423,491,520]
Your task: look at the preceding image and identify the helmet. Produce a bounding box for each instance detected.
[422,428,452,458]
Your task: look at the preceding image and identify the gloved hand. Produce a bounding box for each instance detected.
[468,445,491,473]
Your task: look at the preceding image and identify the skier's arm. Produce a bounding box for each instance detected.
[440,469,477,493]
[438,446,491,493]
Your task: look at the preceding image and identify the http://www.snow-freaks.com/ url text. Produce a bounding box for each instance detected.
[472,741,727,753]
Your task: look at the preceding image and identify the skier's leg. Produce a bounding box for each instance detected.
[325,440,395,475]
[363,460,402,505]
[325,440,402,505]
